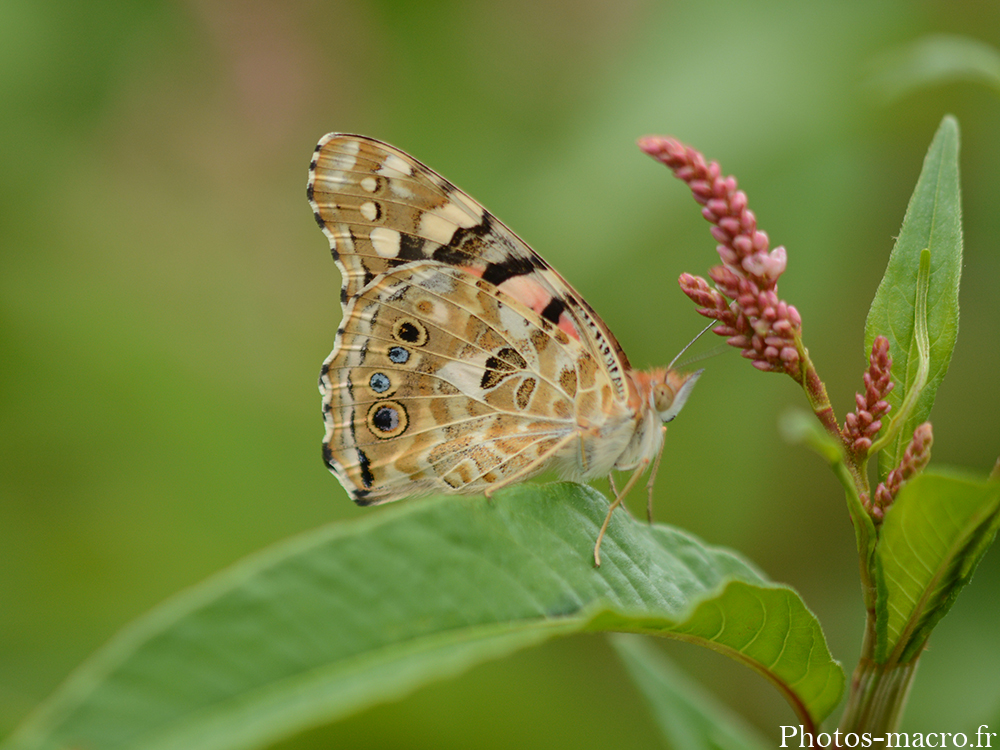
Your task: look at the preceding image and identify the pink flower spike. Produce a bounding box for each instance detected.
[642,135,801,378]
[874,423,934,515]
[843,336,894,461]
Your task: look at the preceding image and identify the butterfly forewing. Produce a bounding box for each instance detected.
[308,134,632,398]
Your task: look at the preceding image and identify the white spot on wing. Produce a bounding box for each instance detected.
[446,191,487,224]
[370,227,401,258]
[360,201,378,222]
[327,153,357,171]
[313,173,352,192]
[360,176,378,193]
[419,211,458,245]
[438,195,482,228]
[437,359,489,396]
[388,180,414,199]
[382,153,413,176]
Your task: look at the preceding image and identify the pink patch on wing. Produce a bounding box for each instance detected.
[498,276,582,341]
[459,265,486,278]
[497,275,551,313]
[555,313,580,340]
[460,265,583,341]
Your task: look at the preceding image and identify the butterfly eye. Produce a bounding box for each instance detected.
[652,383,676,415]
[658,369,704,423]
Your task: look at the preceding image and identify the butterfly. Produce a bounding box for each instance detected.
[307,134,701,566]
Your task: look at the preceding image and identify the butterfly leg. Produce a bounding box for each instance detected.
[594,459,649,567]
[608,472,620,497]
[645,426,667,523]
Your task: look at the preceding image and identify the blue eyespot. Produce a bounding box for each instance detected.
[369,372,391,393]
[388,346,410,364]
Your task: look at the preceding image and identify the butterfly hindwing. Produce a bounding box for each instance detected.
[321,262,605,503]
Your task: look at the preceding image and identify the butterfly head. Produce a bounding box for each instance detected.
[634,367,703,424]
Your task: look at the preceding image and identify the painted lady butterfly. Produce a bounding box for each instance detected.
[308,135,701,565]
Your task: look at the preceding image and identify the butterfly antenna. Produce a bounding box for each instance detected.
[667,321,716,370]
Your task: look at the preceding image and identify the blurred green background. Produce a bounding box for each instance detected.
[2,0,999,746]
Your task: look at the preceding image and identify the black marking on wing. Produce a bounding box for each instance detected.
[481,347,528,389]
[432,216,496,265]
[481,254,545,287]
[397,232,426,262]
[356,448,375,492]
[432,243,475,266]
[540,297,566,325]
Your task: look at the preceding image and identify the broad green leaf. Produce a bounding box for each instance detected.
[875,471,1000,664]
[611,634,772,750]
[2,484,842,750]
[868,34,1000,101]
[865,116,962,479]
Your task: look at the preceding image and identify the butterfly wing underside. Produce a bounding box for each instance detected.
[324,263,618,502]
[308,134,632,502]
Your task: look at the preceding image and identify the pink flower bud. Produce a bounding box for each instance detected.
[711,226,732,244]
[719,217,743,236]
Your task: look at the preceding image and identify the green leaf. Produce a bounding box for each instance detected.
[2,484,843,750]
[865,115,963,479]
[778,408,843,466]
[868,34,1000,101]
[611,634,772,750]
[779,409,877,596]
[875,471,1000,664]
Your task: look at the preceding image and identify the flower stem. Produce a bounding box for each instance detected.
[796,339,840,440]
[840,652,920,737]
